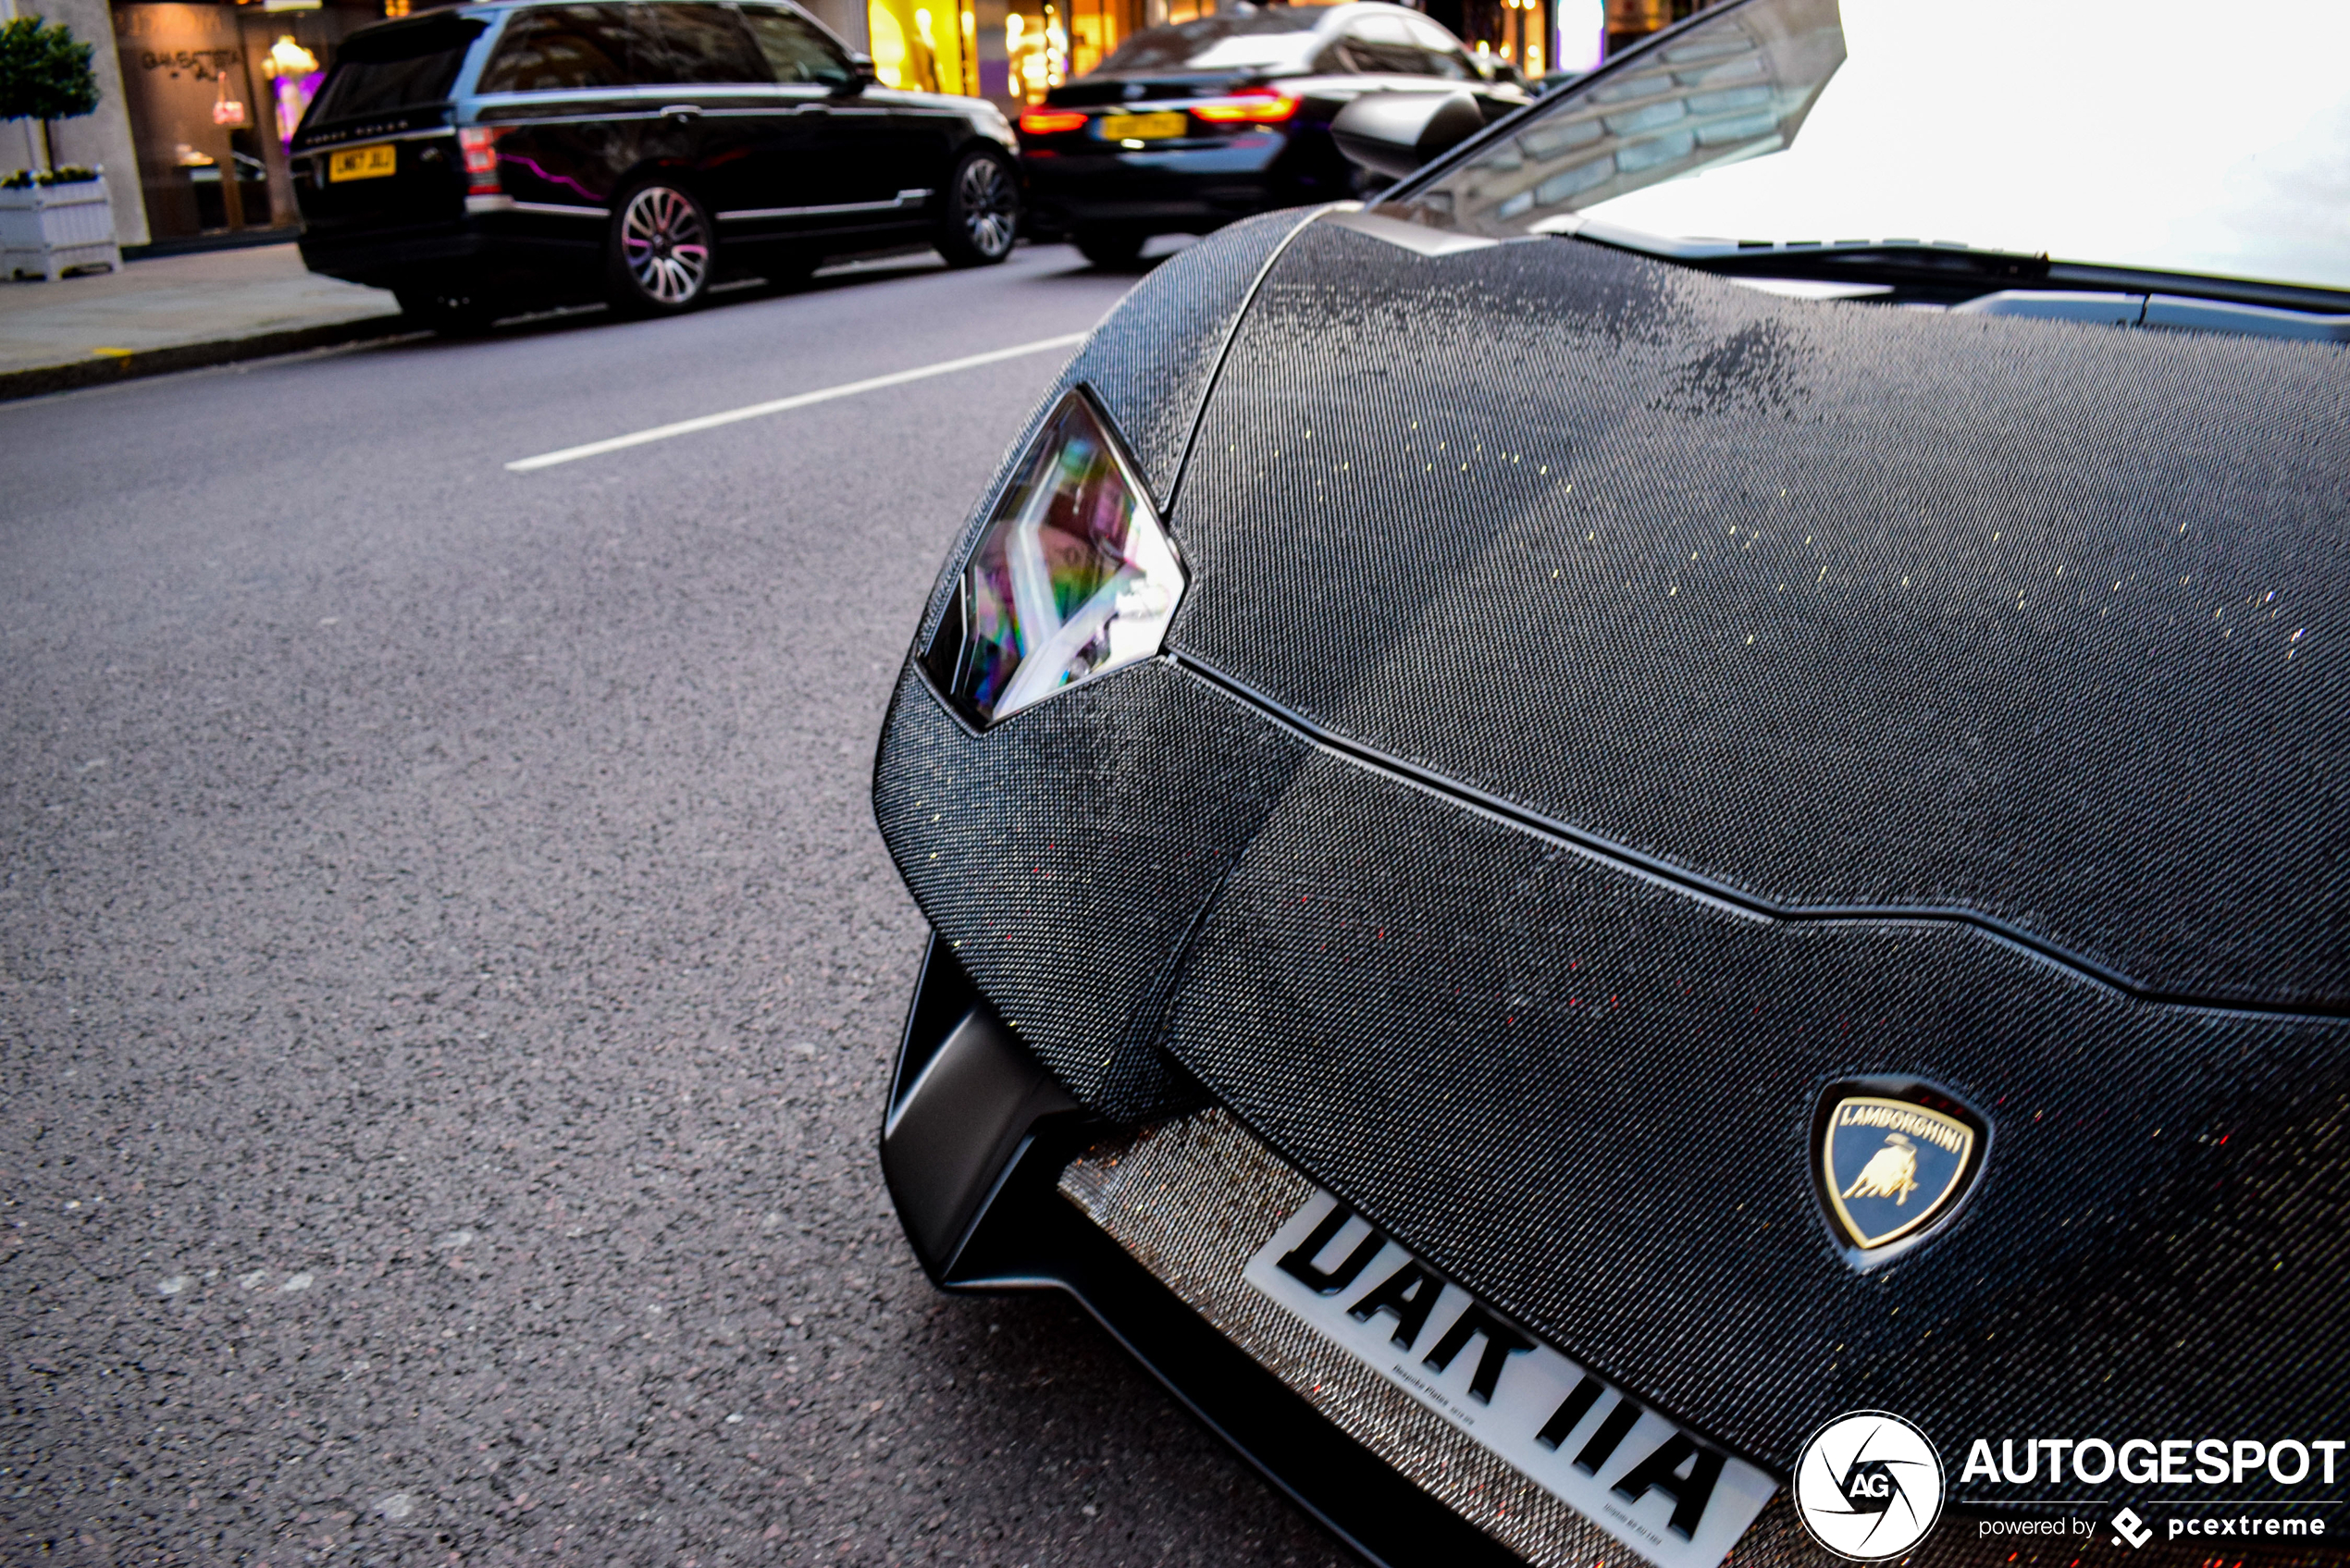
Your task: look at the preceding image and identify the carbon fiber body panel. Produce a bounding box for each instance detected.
[873,661,1311,1116]
[1171,220,2350,1012]
[879,643,2349,1463]
[1157,737,2347,1467]
[872,209,2350,1501]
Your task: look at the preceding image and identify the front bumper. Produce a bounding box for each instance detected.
[881,934,2341,1568]
[879,935,1528,1568]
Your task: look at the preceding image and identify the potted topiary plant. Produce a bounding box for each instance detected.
[0,15,119,280]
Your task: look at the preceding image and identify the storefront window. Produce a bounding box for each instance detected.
[1456,0,1548,76]
[867,0,976,93]
[869,0,1152,105]
[1003,3,1058,100]
[113,0,378,243]
[1061,0,1125,79]
[1604,0,1723,57]
[262,34,323,146]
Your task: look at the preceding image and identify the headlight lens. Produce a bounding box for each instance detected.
[922,389,1184,727]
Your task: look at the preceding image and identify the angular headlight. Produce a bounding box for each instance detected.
[922,389,1184,727]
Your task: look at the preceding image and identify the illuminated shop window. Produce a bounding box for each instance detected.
[1004,5,1064,102]
[869,0,978,92]
[260,34,320,147]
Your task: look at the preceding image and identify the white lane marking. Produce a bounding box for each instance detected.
[504,331,1090,472]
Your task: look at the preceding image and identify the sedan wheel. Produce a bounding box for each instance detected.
[1072,226,1147,271]
[608,184,713,314]
[937,150,1020,268]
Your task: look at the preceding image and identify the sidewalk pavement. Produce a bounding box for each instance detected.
[0,243,409,400]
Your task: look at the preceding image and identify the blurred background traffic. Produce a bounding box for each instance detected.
[6,0,1711,262]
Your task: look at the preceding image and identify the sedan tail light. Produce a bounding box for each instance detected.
[1018,109,1090,135]
[922,389,1184,727]
[1191,90,1301,124]
[456,127,504,195]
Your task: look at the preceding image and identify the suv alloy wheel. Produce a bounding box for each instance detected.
[935,149,1020,268]
[608,182,714,315]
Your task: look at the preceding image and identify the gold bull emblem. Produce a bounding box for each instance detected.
[1840,1133,1921,1205]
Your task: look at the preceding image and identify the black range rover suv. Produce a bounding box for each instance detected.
[291,0,1021,324]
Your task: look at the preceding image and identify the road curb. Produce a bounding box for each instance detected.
[0,312,417,402]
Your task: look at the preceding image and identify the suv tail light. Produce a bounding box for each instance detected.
[457,127,504,195]
[1019,109,1090,135]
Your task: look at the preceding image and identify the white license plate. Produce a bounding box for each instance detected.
[1245,1191,1778,1568]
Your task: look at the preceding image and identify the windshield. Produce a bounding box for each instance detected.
[1393,0,2350,294]
[1096,9,1324,73]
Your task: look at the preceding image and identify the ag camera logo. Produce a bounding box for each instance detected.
[1794,1411,1946,1559]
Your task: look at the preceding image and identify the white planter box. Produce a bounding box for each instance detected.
[1,172,122,281]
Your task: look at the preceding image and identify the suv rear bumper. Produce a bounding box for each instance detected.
[297,213,603,297]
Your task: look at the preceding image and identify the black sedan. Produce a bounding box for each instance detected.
[872,0,2350,1562]
[1015,1,1524,268]
[291,0,1020,327]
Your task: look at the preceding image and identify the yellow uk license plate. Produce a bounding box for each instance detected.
[1099,111,1187,141]
[328,143,398,182]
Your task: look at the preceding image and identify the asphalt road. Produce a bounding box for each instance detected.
[1,244,1354,1568]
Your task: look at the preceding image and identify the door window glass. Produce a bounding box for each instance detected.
[631,3,773,84]
[739,6,851,86]
[477,5,634,93]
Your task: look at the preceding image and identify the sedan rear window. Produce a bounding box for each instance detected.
[1097,10,1324,73]
[1342,13,1470,79]
[305,14,486,122]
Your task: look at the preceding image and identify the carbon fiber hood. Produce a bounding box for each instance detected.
[1176,216,2348,1013]
[874,212,2350,1473]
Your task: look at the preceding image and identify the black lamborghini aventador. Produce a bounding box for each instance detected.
[871,0,2349,1564]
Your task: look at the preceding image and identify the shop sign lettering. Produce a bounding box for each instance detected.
[139,48,243,80]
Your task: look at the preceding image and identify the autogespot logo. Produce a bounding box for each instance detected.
[1794,1411,1947,1560]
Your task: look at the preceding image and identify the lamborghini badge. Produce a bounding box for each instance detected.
[1812,1080,1991,1267]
